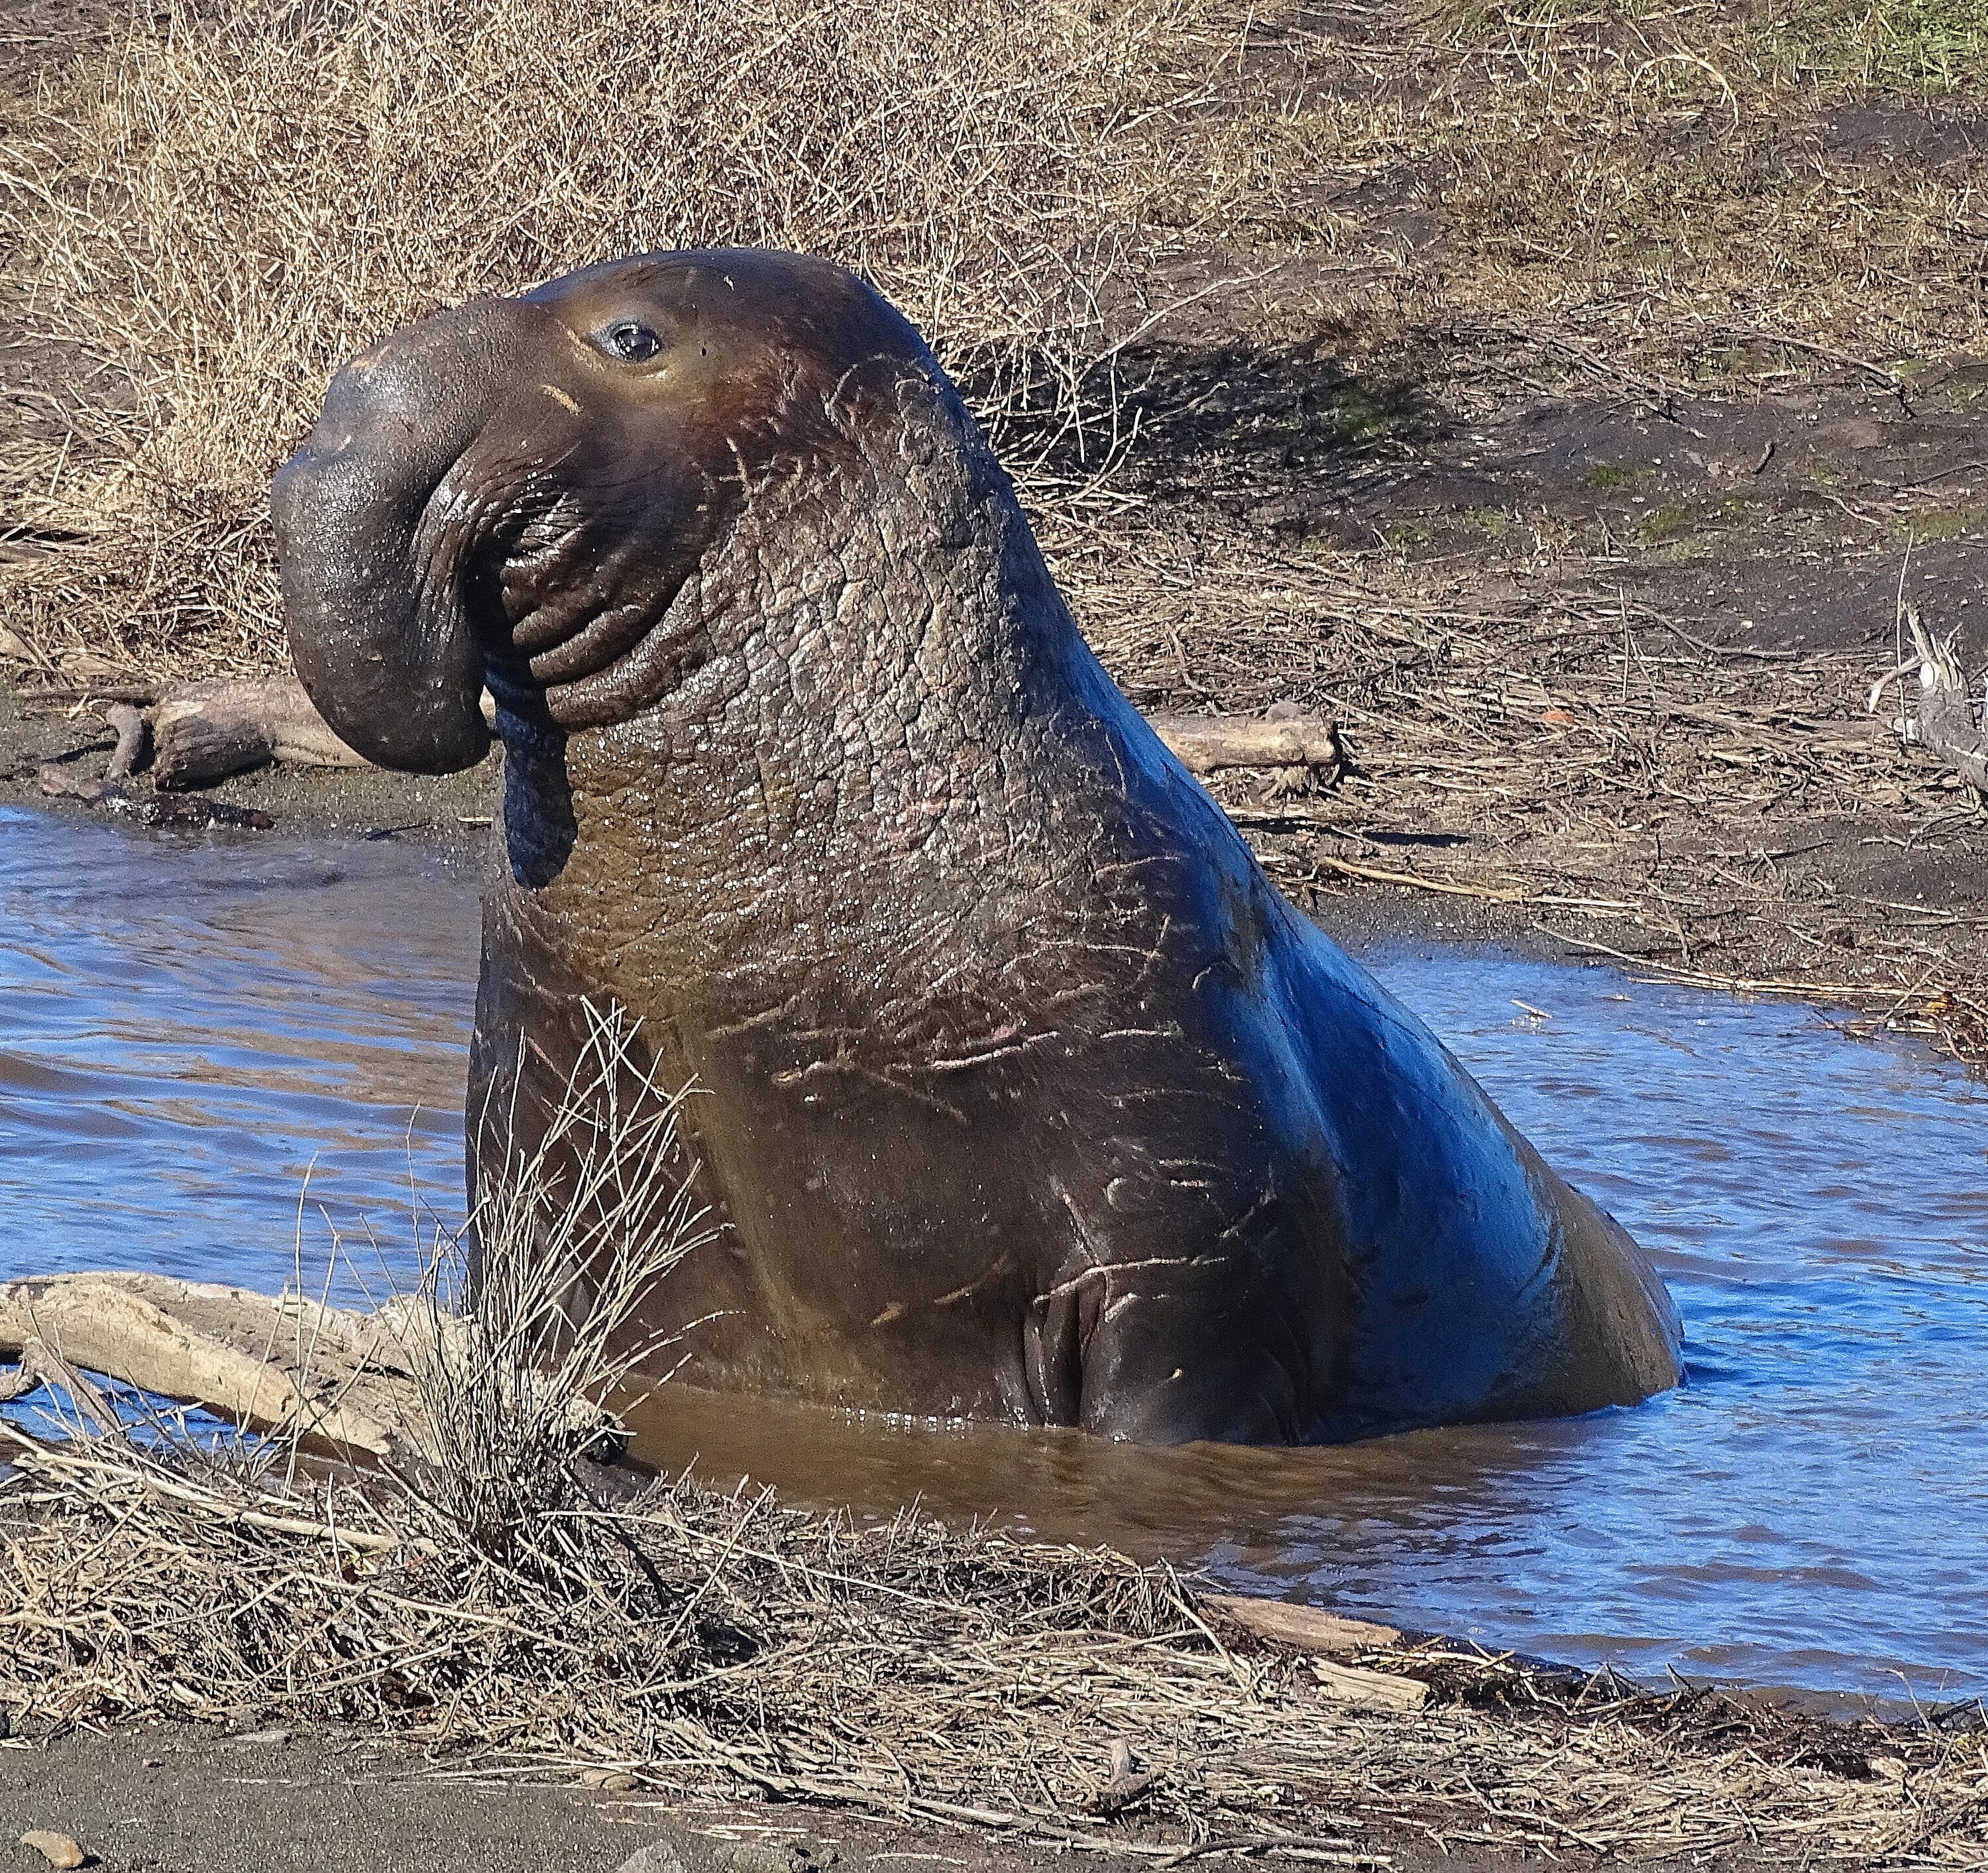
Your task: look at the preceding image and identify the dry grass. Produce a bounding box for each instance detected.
[4,1418,1987,1865]
[400,999,716,1554]
[1205,1,1988,396]
[0,0,1229,669]
[3,0,1986,673]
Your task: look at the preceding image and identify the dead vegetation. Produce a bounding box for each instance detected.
[1056,517,1988,1066]
[7,1418,1988,1868]
[1194,0,1988,406]
[4,0,1986,675]
[0,0,1231,671]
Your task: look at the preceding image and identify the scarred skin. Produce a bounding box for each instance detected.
[274,249,1684,1444]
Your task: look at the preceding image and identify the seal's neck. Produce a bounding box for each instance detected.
[565,374,1091,825]
[492,368,1168,1025]
[700,370,1075,750]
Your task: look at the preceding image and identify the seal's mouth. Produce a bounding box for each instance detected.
[423,450,725,738]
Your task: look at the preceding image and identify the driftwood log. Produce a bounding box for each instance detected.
[1146,710,1344,775]
[0,1273,430,1458]
[30,673,1344,791]
[1200,1592,1402,1656]
[170,679,1337,783]
[152,676,370,789]
[0,1272,608,1464]
[1200,1593,1428,1712]
[1899,608,1988,793]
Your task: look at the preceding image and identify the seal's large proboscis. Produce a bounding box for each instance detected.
[276,250,1683,1444]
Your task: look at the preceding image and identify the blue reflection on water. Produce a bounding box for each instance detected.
[2,802,1985,1698]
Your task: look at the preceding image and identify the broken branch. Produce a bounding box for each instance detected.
[1895,608,1988,794]
[1146,712,1343,773]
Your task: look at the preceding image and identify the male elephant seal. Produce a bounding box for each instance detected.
[275,249,1683,1444]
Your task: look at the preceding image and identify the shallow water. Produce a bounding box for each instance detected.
[0,804,478,1301]
[2,801,1984,1701]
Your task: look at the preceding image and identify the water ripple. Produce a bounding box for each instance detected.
[2,806,1984,1699]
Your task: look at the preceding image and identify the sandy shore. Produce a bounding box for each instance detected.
[0,1692,1889,1873]
[0,1727,1209,1873]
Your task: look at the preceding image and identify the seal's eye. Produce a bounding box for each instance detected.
[604,321,663,362]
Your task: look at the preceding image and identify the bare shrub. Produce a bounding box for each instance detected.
[405,1000,716,1558]
[0,0,1217,668]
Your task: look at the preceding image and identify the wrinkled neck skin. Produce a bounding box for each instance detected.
[486,368,1199,1060]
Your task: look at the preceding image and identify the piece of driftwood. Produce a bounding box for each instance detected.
[1200,1593,1402,1656]
[32,667,1345,793]
[1146,710,1344,774]
[37,763,275,830]
[1307,1656,1429,1713]
[0,1273,421,1458]
[102,701,150,780]
[1898,608,1988,793]
[152,675,368,789]
[0,1272,614,1469]
[1199,1593,1427,1709]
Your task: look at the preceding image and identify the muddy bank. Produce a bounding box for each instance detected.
[0,1728,1180,1873]
[5,1420,1980,1873]
[7,608,1987,1074]
[0,686,496,841]
[0,1725,1667,1873]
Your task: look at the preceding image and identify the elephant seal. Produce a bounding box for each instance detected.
[275,249,1683,1444]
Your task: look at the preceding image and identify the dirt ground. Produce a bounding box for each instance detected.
[0,1727,1186,1873]
[0,1725,1628,1873]
[0,1705,1933,1873]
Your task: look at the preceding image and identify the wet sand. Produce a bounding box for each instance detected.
[0,1727,1175,1873]
[0,1718,1831,1873]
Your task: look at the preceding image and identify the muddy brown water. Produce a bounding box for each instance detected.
[3,801,1985,1704]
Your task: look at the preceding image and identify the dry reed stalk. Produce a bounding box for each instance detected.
[408,999,718,1556]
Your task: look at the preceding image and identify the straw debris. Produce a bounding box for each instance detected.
[2,1424,1984,1866]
